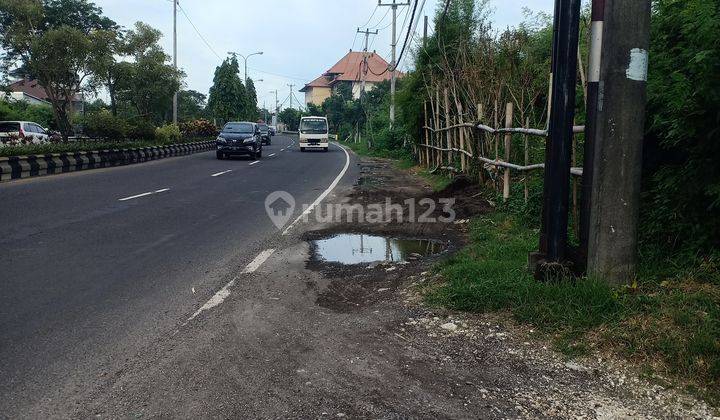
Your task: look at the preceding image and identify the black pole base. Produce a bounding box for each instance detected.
[529,251,581,282]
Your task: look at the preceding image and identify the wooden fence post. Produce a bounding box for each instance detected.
[494,98,499,161]
[503,102,513,201]
[477,103,485,184]
[435,88,441,168]
[444,88,452,168]
[524,116,530,203]
[459,116,466,173]
[423,101,430,167]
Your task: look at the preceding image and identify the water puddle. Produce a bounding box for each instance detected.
[310,234,445,265]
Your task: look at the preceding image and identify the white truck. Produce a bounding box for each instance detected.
[298,116,329,152]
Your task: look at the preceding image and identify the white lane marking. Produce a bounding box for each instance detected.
[268,153,276,157]
[280,148,285,151]
[119,188,170,201]
[282,142,350,235]
[211,170,233,177]
[249,160,260,166]
[242,249,275,273]
[186,249,275,323]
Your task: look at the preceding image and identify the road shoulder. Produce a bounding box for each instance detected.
[74,152,717,419]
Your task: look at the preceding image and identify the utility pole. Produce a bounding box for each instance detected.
[586,0,651,284]
[287,84,294,109]
[379,0,410,127]
[269,90,278,113]
[172,0,178,125]
[532,0,582,277]
[423,15,428,48]
[357,28,379,96]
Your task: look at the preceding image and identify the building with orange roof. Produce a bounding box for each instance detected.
[300,50,400,106]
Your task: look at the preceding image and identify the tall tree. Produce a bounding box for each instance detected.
[113,22,183,124]
[208,57,247,123]
[0,0,118,138]
[278,107,301,131]
[244,77,258,120]
[177,89,207,121]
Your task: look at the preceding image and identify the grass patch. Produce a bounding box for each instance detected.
[0,137,207,157]
[416,168,452,192]
[426,211,720,404]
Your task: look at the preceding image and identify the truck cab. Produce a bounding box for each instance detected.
[298,116,329,152]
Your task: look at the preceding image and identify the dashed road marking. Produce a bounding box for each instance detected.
[268,153,276,157]
[242,249,276,273]
[282,143,350,235]
[211,170,233,177]
[119,188,170,201]
[186,249,275,323]
[249,160,260,166]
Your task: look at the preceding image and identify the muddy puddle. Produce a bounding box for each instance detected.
[309,234,445,265]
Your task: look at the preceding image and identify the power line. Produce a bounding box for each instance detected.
[394,0,421,71]
[176,3,222,60]
[247,66,309,82]
[360,4,380,28]
[350,31,359,51]
[440,0,452,24]
[369,7,392,30]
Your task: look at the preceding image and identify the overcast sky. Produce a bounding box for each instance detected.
[93,0,554,109]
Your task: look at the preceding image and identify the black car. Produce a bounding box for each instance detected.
[258,123,271,145]
[216,122,263,160]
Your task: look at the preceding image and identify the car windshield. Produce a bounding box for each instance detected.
[300,119,328,134]
[258,124,268,132]
[223,123,254,133]
[0,122,21,132]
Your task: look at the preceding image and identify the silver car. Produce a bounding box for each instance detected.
[0,121,51,144]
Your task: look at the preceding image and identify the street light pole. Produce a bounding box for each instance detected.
[228,51,264,82]
[172,0,178,125]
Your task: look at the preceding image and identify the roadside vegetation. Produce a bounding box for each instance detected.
[424,181,720,403]
[0,0,272,154]
[0,137,206,158]
[325,0,720,404]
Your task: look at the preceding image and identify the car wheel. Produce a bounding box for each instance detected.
[323,147,329,152]
[257,148,262,158]
[300,147,306,152]
[216,151,224,159]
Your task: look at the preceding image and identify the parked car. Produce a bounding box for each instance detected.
[257,123,271,145]
[299,116,329,152]
[268,125,277,136]
[215,122,263,160]
[0,121,51,144]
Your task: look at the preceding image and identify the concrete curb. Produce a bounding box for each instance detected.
[0,140,215,182]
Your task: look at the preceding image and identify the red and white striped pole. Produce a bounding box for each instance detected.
[578,0,604,270]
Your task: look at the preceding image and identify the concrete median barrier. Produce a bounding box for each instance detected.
[0,140,215,182]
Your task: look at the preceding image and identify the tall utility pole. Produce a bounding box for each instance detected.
[269,90,279,126]
[587,0,651,284]
[357,28,379,96]
[423,15,428,48]
[379,0,410,126]
[578,0,605,270]
[532,0,582,276]
[172,0,178,125]
[269,90,279,113]
[287,84,294,109]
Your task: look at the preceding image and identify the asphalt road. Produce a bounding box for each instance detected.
[0,135,354,417]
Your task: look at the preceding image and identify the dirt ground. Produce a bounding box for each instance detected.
[70,155,718,419]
